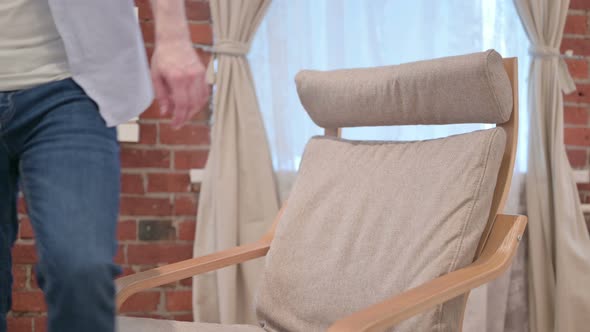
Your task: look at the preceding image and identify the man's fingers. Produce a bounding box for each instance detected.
[152,72,172,115]
[196,73,210,110]
[181,72,209,125]
[183,76,200,125]
[171,78,190,129]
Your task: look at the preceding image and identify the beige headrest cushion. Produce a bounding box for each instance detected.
[295,50,513,127]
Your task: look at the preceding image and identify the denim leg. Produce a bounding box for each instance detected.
[12,80,121,332]
[0,142,18,332]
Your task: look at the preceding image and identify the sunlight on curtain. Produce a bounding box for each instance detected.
[249,0,530,202]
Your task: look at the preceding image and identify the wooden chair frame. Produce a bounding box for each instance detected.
[116,58,527,332]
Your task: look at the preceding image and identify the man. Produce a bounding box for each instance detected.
[0,0,209,331]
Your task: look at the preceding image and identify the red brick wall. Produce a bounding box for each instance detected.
[7,1,212,330]
[563,0,590,228]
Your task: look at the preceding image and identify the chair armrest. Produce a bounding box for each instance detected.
[116,239,271,310]
[327,214,527,332]
[116,204,287,310]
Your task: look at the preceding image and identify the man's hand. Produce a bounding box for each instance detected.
[150,0,209,129]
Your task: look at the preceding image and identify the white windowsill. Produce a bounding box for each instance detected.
[117,116,140,143]
[190,169,205,184]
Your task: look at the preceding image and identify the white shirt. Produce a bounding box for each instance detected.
[0,0,153,127]
[48,0,154,126]
[0,0,71,91]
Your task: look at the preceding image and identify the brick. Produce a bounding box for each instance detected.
[19,217,34,239]
[186,1,211,21]
[34,316,48,332]
[11,290,47,312]
[166,290,192,311]
[30,268,38,289]
[141,101,172,120]
[121,148,171,169]
[121,173,145,194]
[141,22,211,45]
[179,277,193,287]
[134,0,152,20]
[140,22,155,44]
[118,220,137,241]
[160,124,210,145]
[135,0,210,21]
[565,127,590,146]
[138,265,159,272]
[12,244,37,264]
[148,173,191,193]
[565,83,590,104]
[17,196,27,214]
[561,38,590,56]
[564,15,588,35]
[138,220,176,241]
[174,195,198,216]
[565,106,588,124]
[119,291,161,313]
[177,220,196,241]
[7,317,33,332]
[174,150,208,170]
[127,244,193,264]
[12,265,27,289]
[570,0,590,10]
[567,148,588,168]
[565,58,589,79]
[127,313,170,320]
[120,197,172,216]
[114,245,126,265]
[139,123,158,144]
[172,313,194,322]
[189,23,213,45]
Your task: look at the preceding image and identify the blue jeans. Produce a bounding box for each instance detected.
[0,79,121,332]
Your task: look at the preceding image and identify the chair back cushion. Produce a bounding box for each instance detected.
[296,49,512,128]
[256,127,506,331]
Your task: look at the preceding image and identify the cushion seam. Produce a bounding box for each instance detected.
[436,128,500,331]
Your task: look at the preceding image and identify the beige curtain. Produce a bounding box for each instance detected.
[514,0,590,331]
[192,0,279,325]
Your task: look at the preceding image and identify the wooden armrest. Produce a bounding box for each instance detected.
[116,238,271,310]
[116,205,286,310]
[328,214,527,332]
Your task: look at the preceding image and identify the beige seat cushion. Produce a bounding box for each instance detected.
[117,316,265,332]
[256,128,506,332]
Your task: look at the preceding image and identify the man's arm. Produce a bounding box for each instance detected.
[150,0,209,128]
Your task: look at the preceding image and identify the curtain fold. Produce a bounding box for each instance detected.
[193,0,279,324]
[513,0,590,331]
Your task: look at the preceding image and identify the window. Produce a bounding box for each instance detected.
[249,0,530,187]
